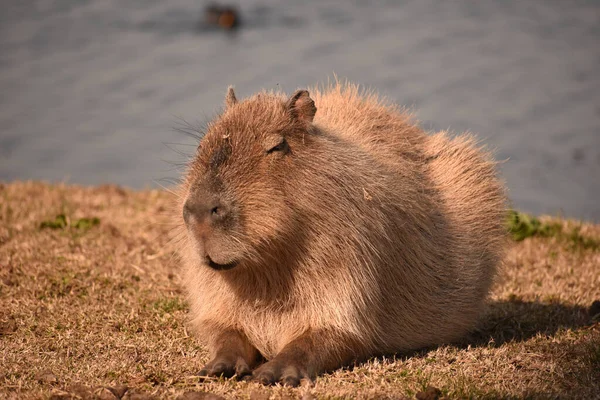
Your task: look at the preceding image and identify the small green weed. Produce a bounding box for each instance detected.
[40,214,68,229]
[40,214,100,231]
[506,210,561,241]
[152,297,188,315]
[506,210,599,251]
[73,217,100,230]
[565,226,600,251]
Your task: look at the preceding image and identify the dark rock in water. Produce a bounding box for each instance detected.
[204,4,240,31]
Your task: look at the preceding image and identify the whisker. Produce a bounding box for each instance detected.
[155,176,184,186]
[162,142,195,158]
[162,142,198,147]
[153,179,183,199]
[172,117,208,142]
[160,163,190,175]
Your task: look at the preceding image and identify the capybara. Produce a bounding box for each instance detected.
[175,82,507,386]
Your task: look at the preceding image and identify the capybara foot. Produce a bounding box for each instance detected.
[198,355,251,379]
[252,360,308,387]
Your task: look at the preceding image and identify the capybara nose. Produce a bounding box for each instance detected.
[183,198,230,226]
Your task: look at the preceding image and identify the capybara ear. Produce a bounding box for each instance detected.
[225,86,238,109]
[286,90,316,123]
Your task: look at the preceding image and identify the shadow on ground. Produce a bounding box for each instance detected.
[368,298,598,362]
[467,299,596,346]
[357,299,600,397]
[352,298,597,366]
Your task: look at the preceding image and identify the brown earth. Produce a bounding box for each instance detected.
[1,181,598,399]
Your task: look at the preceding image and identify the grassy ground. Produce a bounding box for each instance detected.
[1,181,599,400]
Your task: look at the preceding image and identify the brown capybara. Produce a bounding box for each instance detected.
[175,81,507,386]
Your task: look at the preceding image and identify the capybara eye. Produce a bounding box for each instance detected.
[267,138,289,154]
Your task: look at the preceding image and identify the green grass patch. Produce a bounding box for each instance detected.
[40,214,68,229]
[564,226,600,251]
[73,217,100,230]
[152,297,188,315]
[40,214,100,231]
[506,210,599,251]
[45,271,89,298]
[506,210,561,241]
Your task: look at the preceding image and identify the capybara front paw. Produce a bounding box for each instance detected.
[198,356,251,379]
[252,362,307,387]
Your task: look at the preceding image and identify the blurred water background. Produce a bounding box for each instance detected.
[1,0,599,221]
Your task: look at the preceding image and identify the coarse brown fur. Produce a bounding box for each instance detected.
[174,81,508,385]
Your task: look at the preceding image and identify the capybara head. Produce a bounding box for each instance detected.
[182,87,317,271]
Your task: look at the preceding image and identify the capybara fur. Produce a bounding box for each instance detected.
[175,82,507,386]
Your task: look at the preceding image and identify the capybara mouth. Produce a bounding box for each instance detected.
[205,255,238,271]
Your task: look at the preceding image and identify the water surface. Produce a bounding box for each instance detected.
[1,0,599,220]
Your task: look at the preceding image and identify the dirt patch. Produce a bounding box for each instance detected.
[1,181,598,399]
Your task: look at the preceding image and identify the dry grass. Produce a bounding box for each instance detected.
[1,181,598,400]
